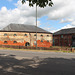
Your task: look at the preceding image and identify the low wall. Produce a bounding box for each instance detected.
[0,45,74,52]
[0,45,59,50]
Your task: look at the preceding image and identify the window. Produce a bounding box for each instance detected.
[24,34,27,36]
[14,34,17,36]
[47,40,49,42]
[34,41,36,45]
[25,42,30,46]
[13,41,17,43]
[47,35,49,37]
[34,34,36,36]
[40,34,43,36]
[4,41,7,43]
[41,40,43,42]
[61,35,63,38]
[4,33,7,36]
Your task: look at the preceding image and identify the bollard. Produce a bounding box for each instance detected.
[71,47,74,52]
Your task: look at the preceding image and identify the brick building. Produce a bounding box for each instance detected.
[0,24,52,47]
[53,28,75,47]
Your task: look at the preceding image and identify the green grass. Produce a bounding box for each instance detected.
[0,47,60,52]
[0,46,74,53]
[52,46,71,48]
[62,50,72,53]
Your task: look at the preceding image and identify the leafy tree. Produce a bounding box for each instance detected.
[21,0,53,49]
[22,0,53,8]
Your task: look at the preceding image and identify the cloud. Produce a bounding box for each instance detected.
[0,0,75,32]
[47,0,75,32]
[43,27,57,33]
[71,21,75,26]
[0,1,41,29]
[48,0,75,20]
[53,23,75,33]
[61,24,73,29]
[60,18,74,23]
[15,0,75,32]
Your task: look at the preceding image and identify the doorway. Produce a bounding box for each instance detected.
[72,36,75,47]
[25,42,30,46]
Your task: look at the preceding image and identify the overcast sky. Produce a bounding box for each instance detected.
[0,0,75,33]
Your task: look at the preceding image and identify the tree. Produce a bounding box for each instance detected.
[22,0,53,8]
[21,0,53,49]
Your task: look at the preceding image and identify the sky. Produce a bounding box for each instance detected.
[0,0,75,33]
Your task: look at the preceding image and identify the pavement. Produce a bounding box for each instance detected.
[0,49,75,75]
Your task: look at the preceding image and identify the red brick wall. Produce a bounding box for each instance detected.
[0,32,52,48]
[53,34,72,47]
[33,40,52,48]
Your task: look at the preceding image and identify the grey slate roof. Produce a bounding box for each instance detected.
[54,28,75,35]
[1,24,51,33]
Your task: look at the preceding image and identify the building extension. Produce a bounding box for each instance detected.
[53,28,75,47]
[0,24,52,47]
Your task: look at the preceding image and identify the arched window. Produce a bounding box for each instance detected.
[47,40,49,42]
[41,40,43,42]
[47,35,49,37]
[40,34,43,36]
[61,35,63,38]
[14,34,17,36]
[4,33,7,36]
[34,41,36,45]
[4,41,7,43]
[24,34,27,36]
[25,42,30,46]
[34,34,36,36]
[13,41,17,43]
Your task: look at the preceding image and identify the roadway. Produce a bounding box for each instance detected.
[0,49,75,75]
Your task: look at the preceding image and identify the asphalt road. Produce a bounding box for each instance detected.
[0,49,75,75]
[0,49,75,59]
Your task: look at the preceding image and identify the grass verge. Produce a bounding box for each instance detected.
[0,47,74,53]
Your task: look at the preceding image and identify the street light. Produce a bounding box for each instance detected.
[36,2,37,50]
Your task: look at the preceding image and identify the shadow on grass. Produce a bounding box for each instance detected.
[0,54,75,75]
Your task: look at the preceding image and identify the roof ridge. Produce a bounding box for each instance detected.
[54,27,75,35]
[61,27,75,30]
[9,23,36,26]
[1,23,51,34]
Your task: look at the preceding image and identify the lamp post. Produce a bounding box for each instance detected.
[36,2,37,50]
